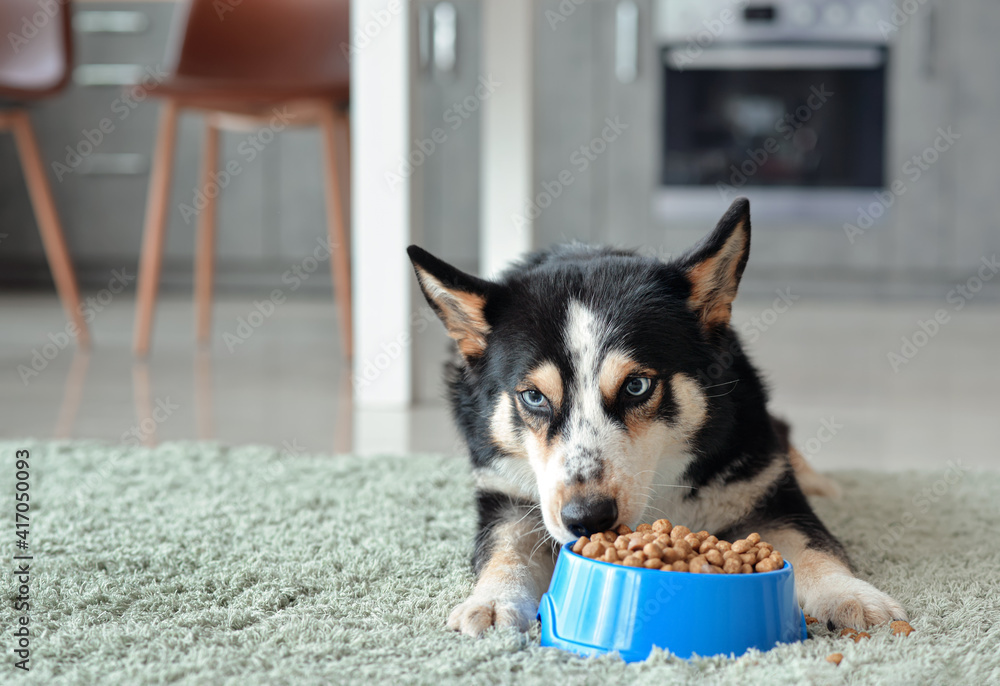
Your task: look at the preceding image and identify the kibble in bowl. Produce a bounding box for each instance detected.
[571,519,785,574]
[539,519,807,661]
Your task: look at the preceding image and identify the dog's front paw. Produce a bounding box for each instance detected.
[447,594,537,637]
[803,575,907,630]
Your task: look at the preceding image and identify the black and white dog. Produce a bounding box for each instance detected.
[407,198,906,637]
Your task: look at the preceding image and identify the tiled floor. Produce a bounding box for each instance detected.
[1,291,997,471]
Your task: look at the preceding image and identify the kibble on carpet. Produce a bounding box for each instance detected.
[1,441,998,685]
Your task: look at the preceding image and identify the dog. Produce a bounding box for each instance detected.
[407,198,907,637]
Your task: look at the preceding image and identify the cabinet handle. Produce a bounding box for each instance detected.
[615,0,639,83]
[433,2,457,74]
[73,64,146,87]
[73,11,149,34]
[418,4,432,71]
[924,4,937,78]
[77,153,148,176]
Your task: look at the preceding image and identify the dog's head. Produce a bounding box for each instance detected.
[408,199,752,543]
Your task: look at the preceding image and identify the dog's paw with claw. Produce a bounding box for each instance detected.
[447,594,537,637]
[803,576,907,630]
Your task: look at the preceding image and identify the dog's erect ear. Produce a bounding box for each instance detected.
[678,198,751,330]
[407,246,497,361]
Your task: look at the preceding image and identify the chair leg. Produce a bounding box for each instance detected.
[133,100,179,356]
[194,120,219,344]
[319,105,353,359]
[9,109,90,348]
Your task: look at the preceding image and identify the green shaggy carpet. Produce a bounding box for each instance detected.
[1,441,998,685]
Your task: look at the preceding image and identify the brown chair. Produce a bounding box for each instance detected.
[0,0,89,346]
[133,0,352,356]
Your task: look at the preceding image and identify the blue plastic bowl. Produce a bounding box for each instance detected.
[538,541,807,661]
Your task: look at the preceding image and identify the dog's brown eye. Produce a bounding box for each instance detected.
[519,389,549,409]
[624,377,652,397]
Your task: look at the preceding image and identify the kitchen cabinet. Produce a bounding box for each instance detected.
[0,2,327,291]
[948,1,1000,271]
[885,1,955,274]
[411,0,483,402]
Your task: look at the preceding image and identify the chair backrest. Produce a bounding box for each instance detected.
[171,0,350,84]
[0,0,73,98]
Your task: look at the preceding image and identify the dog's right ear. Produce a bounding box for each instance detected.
[407,246,497,362]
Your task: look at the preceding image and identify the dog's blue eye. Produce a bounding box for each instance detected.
[624,377,652,397]
[520,390,548,409]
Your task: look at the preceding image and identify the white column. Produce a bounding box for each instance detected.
[351,0,414,416]
[480,0,535,278]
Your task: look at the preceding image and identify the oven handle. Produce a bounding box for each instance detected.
[664,46,884,71]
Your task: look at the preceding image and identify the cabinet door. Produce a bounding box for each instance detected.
[532,0,604,248]
[885,3,955,273]
[597,0,660,251]
[413,0,481,269]
[949,1,1000,272]
[411,0,483,403]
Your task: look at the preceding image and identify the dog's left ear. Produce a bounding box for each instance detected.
[678,197,751,331]
[407,246,497,362]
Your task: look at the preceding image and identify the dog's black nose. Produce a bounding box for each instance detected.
[561,496,618,537]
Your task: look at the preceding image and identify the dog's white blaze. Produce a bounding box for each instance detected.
[562,301,618,482]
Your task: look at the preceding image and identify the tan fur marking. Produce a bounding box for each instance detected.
[414,267,491,358]
[525,361,563,410]
[687,221,747,329]
[670,373,709,434]
[598,352,638,403]
[448,514,557,636]
[489,393,526,458]
[475,517,556,597]
[623,382,665,436]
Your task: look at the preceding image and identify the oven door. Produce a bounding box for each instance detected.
[657,44,886,221]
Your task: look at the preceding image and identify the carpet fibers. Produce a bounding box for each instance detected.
[1,441,998,685]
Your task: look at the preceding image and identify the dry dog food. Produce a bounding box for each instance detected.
[826,653,843,666]
[890,620,915,637]
[841,627,871,642]
[571,519,784,574]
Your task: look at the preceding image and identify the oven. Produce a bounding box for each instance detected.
[653,0,893,222]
